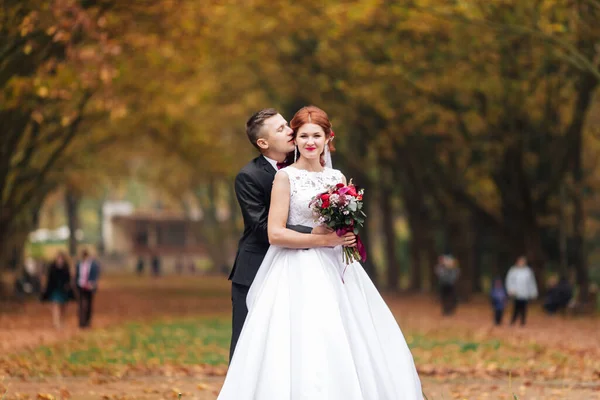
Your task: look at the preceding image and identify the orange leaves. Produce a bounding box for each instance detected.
[0,276,598,399]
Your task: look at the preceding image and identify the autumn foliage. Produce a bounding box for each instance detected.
[1,1,600,302]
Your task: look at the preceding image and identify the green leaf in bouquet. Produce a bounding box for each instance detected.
[353,227,359,235]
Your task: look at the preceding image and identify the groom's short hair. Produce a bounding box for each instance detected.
[246,108,278,150]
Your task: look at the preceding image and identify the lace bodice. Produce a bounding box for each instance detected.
[282,166,344,228]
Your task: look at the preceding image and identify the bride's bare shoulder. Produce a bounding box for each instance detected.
[328,168,346,183]
[273,169,291,186]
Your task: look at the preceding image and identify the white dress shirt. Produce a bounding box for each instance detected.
[78,259,92,288]
[263,155,279,172]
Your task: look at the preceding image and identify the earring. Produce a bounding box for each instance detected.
[294,145,298,163]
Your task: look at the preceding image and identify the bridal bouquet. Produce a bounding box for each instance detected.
[310,180,368,268]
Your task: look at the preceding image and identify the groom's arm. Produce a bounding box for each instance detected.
[236,172,314,243]
[235,172,270,244]
[286,224,312,234]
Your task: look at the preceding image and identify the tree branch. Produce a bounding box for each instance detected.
[415,5,600,81]
[534,73,598,207]
[9,91,93,216]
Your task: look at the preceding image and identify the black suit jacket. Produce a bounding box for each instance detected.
[229,156,311,286]
[75,259,100,292]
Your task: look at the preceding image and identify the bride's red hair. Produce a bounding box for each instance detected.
[289,106,336,166]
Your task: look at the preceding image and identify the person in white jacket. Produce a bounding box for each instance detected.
[505,256,538,326]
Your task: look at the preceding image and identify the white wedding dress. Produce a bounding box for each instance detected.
[218,166,423,400]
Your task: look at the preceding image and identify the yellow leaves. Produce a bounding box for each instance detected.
[36,394,55,400]
[37,87,49,98]
[19,11,38,37]
[51,30,71,43]
[109,106,128,121]
[60,116,73,127]
[100,67,114,84]
[31,111,44,124]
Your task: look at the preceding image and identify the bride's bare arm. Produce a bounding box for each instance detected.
[268,171,355,248]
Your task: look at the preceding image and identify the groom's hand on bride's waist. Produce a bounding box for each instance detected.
[311,225,333,235]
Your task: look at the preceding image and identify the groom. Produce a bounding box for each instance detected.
[229,108,340,360]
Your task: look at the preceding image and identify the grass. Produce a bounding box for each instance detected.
[3,312,576,382]
[3,317,232,377]
[1,274,596,398]
[4,316,536,399]
[4,313,572,384]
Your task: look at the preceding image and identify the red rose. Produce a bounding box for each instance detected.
[321,193,330,201]
[322,199,330,208]
[336,183,344,189]
[347,186,357,197]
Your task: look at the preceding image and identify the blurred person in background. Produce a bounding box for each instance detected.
[41,251,75,329]
[543,275,573,315]
[175,256,184,275]
[136,256,145,275]
[505,256,538,326]
[75,249,100,328]
[188,259,197,275]
[435,255,460,316]
[14,255,42,299]
[151,253,161,277]
[490,277,508,325]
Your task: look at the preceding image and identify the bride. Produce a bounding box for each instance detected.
[217,106,423,399]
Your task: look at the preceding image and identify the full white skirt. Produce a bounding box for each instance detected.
[218,246,423,400]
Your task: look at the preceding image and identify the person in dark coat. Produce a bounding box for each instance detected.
[435,255,460,316]
[41,251,75,329]
[136,256,145,275]
[151,254,161,277]
[543,276,573,314]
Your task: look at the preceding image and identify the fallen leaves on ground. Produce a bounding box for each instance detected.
[0,274,598,399]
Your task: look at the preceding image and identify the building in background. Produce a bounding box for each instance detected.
[103,202,207,271]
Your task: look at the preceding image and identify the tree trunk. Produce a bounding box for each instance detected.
[572,125,590,305]
[0,224,10,284]
[408,220,422,291]
[195,180,230,273]
[522,222,546,295]
[424,229,439,291]
[402,191,424,292]
[65,186,81,257]
[97,202,105,255]
[380,186,400,291]
[447,210,474,300]
[558,183,569,277]
[472,218,484,293]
